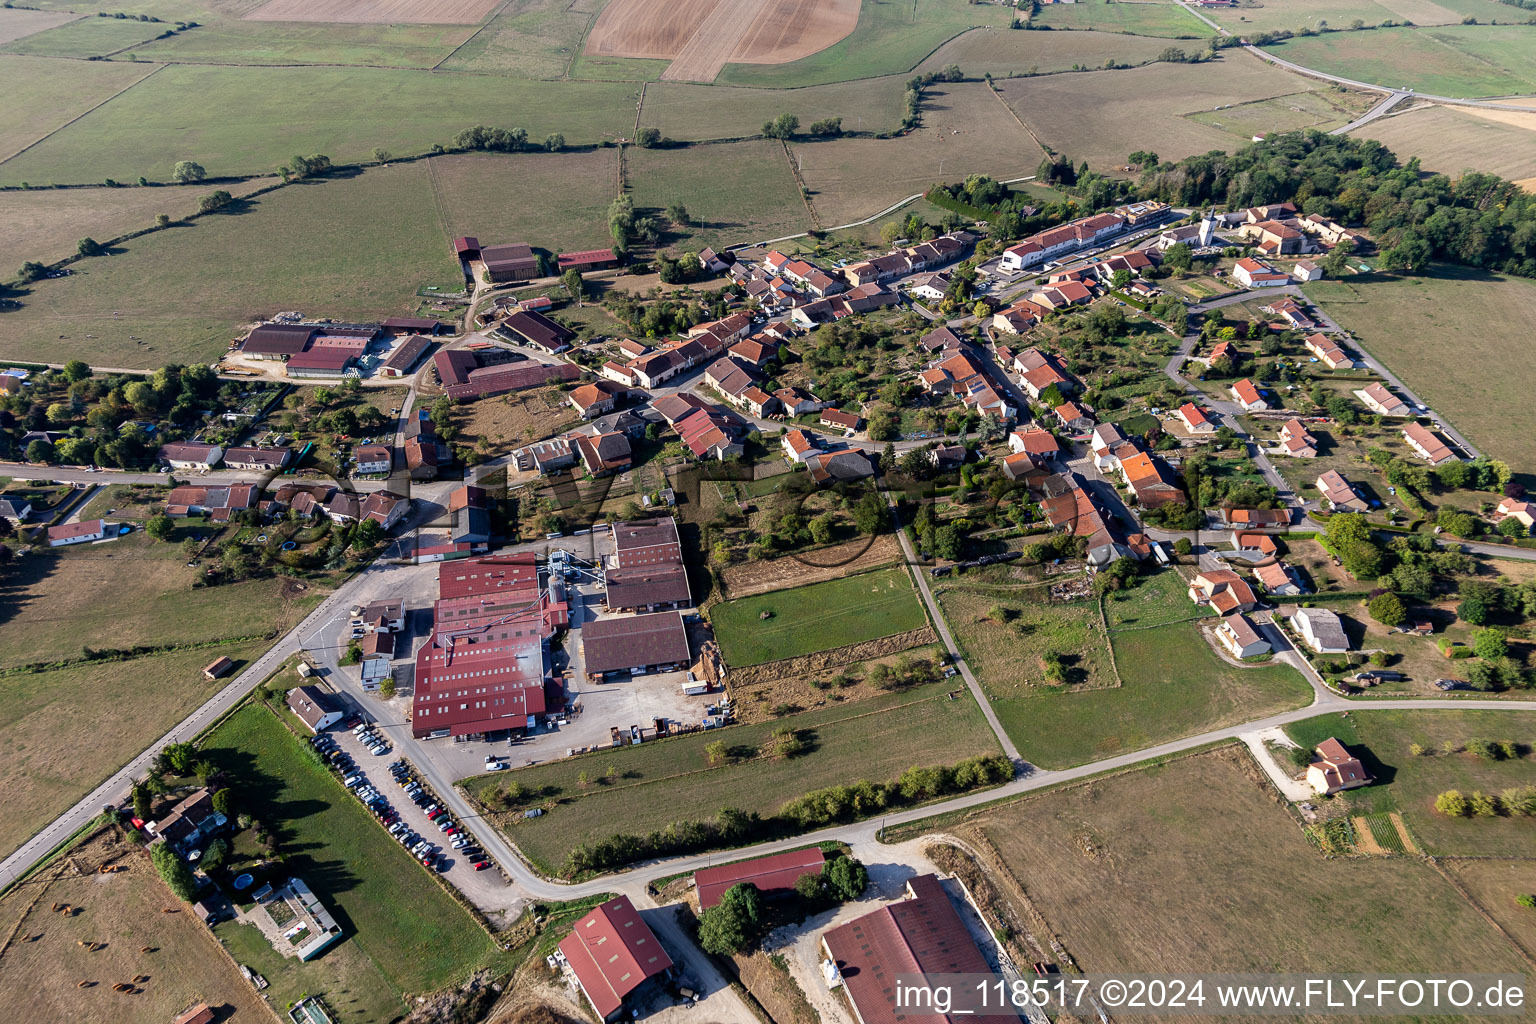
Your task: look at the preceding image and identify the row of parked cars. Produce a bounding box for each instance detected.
[310,728,453,873]
[354,721,392,757]
[390,759,493,871]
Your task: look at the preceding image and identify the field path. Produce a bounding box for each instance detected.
[659,0,759,82]
[0,62,162,167]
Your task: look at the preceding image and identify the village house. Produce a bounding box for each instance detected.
[1260,296,1315,331]
[991,299,1047,335]
[1008,427,1061,464]
[0,497,32,524]
[1254,560,1304,596]
[1495,497,1536,535]
[999,211,1127,272]
[1013,347,1076,399]
[1303,332,1357,369]
[774,387,823,417]
[930,444,966,472]
[806,448,875,486]
[1053,400,1095,435]
[1090,422,1128,470]
[1292,258,1324,282]
[727,338,777,370]
[1292,607,1350,653]
[166,483,259,521]
[1188,569,1258,614]
[1278,417,1319,458]
[148,787,227,854]
[906,271,950,302]
[359,631,394,686]
[1307,737,1370,795]
[513,436,577,475]
[448,485,491,549]
[1316,469,1367,511]
[1402,422,1455,465]
[1031,280,1094,310]
[568,380,627,420]
[353,443,393,475]
[1229,378,1269,411]
[159,441,224,470]
[1177,402,1216,434]
[222,446,292,472]
[572,431,633,477]
[1216,613,1271,659]
[1354,382,1410,417]
[1042,474,1152,566]
[353,599,404,633]
[1232,531,1278,557]
[676,406,745,461]
[1120,449,1183,508]
[288,685,345,732]
[1240,219,1314,256]
[1231,257,1289,288]
[819,408,862,434]
[1223,507,1291,529]
[47,519,112,547]
[781,428,819,464]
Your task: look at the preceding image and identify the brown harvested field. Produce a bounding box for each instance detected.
[589,0,858,82]
[793,82,1044,227]
[245,0,501,24]
[917,25,1173,78]
[444,384,580,450]
[2,178,272,266]
[720,532,904,598]
[1354,103,1536,184]
[1442,859,1536,964]
[587,0,724,58]
[0,830,272,1024]
[0,7,81,45]
[997,51,1353,173]
[965,748,1534,997]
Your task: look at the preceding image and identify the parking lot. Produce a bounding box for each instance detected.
[320,724,515,910]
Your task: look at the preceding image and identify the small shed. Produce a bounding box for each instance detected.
[203,657,235,681]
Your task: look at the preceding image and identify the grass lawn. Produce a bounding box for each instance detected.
[1353,103,1536,184]
[203,705,503,1011]
[0,641,273,859]
[626,140,809,248]
[0,16,173,57]
[936,582,1115,693]
[0,54,156,162]
[969,746,1532,978]
[438,0,603,78]
[1284,710,1536,857]
[1204,0,1399,33]
[120,19,476,68]
[1268,26,1536,98]
[1032,0,1210,37]
[712,0,1015,89]
[1185,88,1372,139]
[990,616,1311,767]
[470,681,1001,873]
[917,26,1173,77]
[0,64,639,184]
[0,163,459,369]
[0,177,272,266]
[0,828,274,1024]
[1305,266,1536,475]
[430,150,619,253]
[710,566,927,667]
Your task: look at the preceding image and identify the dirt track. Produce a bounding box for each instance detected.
[586,0,857,82]
[244,0,499,25]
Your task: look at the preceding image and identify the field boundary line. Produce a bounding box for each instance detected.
[633,80,647,137]
[423,155,454,249]
[986,81,1050,158]
[431,0,515,71]
[0,60,164,168]
[1097,594,1123,687]
[1430,857,1536,971]
[779,141,821,231]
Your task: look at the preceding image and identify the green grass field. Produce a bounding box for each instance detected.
[972,746,1533,979]
[0,16,174,57]
[204,705,502,1016]
[1304,266,1536,473]
[626,140,809,247]
[438,0,604,78]
[917,25,1176,77]
[936,583,1116,693]
[472,681,1000,873]
[123,19,477,68]
[642,77,907,141]
[1032,1,1210,37]
[1268,26,1536,98]
[0,163,459,368]
[1205,0,1400,33]
[712,0,1014,88]
[0,54,156,162]
[1186,89,1373,138]
[430,150,619,251]
[710,566,928,666]
[986,613,1311,768]
[0,65,639,183]
[1284,710,1536,857]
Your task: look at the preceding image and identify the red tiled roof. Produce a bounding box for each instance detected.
[559,896,674,1019]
